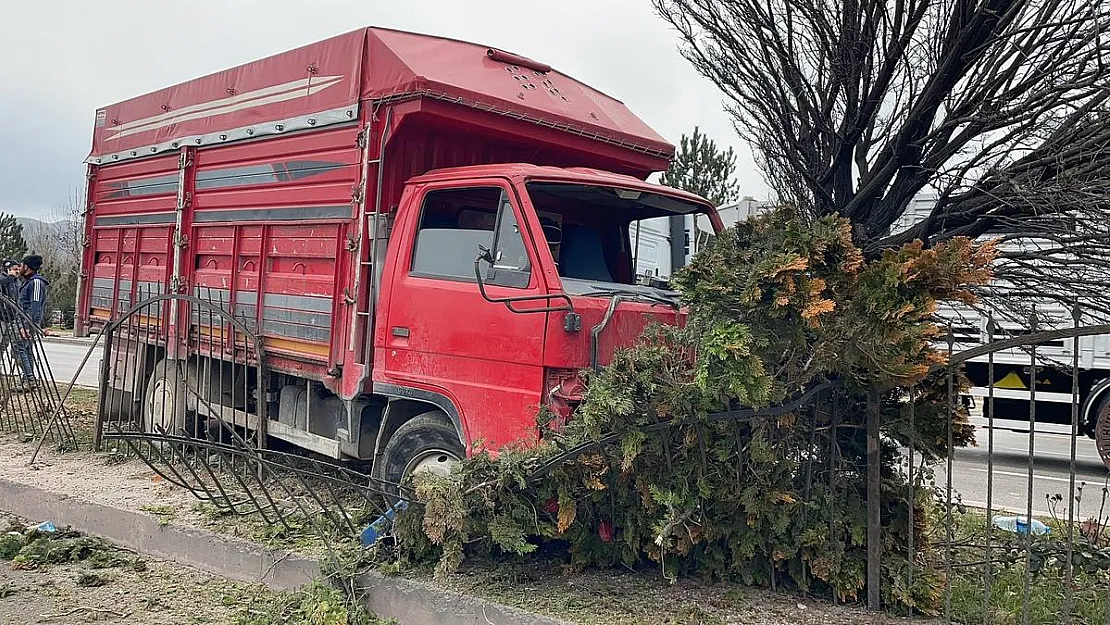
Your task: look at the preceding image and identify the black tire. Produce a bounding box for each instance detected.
[376,411,464,488]
[142,359,191,436]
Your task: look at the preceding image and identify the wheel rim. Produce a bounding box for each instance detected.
[146,373,181,434]
[403,448,461,480]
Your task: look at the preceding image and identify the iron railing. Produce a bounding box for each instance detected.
[0,294,77,450]
[24,293,1110,623]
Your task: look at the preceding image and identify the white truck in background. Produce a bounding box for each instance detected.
[892,196,1110,465]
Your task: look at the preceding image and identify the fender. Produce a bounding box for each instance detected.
[372,381,466,443]
[1080,376,1110,435]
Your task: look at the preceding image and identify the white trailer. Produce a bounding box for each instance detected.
[895,196,1110,448]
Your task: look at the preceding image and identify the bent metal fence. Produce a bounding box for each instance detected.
[0,294,77,449]
[42,293,408,545]
[29,291,1110,622]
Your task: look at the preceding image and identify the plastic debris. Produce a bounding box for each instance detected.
[360,500,409,547]
[991,515,1050,535]
[27,521,56,534]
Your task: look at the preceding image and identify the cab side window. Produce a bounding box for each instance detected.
[411,187,531,289]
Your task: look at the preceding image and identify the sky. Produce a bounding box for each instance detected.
[0,0,767,219]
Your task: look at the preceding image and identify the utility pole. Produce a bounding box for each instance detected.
[668,214,685,276]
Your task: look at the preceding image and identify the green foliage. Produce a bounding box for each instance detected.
[378,210,996,613]
[1,527,140,572]
[0,212,27,261]
[0,533,22,560]
[233,581,391,625]
[659,126,740,206]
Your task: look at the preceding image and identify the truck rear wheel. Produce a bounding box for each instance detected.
[142,359,191,437]
[377,411,464,488]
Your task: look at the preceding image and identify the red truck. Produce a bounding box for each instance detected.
[78,27,721,483]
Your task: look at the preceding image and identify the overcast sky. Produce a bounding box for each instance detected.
[0,0,766,219]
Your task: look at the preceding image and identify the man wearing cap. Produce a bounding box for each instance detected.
[12,255,48,389]
[0,259,20,301]
[0,260,20,361]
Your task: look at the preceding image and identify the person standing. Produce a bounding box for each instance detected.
[0,259,19,301]
[0,260,21,358]
[13,255,48,390]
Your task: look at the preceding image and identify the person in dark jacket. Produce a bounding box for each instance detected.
[0,259,20,358]
[18,255,48,327]
[13,255,48,389]
[0,259,19,301]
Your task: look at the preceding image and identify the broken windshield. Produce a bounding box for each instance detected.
[524,182,711,296]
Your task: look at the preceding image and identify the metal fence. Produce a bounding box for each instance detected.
[0,294,77,449]
[505,314,1110,624]
[48,293,406,543]
[914,317,1110,624]
[24,292,1110,622]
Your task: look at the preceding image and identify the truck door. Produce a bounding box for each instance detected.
[380,182,547,451]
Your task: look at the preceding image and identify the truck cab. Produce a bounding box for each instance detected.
[375,166,717,463]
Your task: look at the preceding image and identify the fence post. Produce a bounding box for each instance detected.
[867,388,881,611]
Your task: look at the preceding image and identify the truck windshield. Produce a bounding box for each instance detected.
[525,182,712,295]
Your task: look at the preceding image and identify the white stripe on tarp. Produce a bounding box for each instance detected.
[106,76,344,140]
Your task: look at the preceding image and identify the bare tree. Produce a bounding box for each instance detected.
[22,188,84,323]
[655,0,1110,315]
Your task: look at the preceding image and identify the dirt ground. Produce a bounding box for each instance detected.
[0,560,260,625]
[0,518,264,625]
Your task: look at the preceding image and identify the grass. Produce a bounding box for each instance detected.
[59,385,99,448]
[950,565,1109,625]
[190,503,329,555]
[140,504,178,526]
[397,554,891,625]
[230,581,393,625]
[938,506,1110,625]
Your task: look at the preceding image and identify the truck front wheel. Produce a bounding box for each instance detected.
[377,411,464,487]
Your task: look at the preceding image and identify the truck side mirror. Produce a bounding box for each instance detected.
[477,245,495,266]
[473,247,580,332]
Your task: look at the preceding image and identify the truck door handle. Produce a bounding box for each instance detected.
[391,326,410,338]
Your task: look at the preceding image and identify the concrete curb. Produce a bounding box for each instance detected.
[0,477,318,590]
[39,334,97,347]
[0,476,570,625]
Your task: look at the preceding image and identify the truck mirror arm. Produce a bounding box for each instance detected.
[473,249,581,333]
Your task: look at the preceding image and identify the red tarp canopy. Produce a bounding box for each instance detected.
[89,27,673,167]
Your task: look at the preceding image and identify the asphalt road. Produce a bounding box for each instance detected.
[40,339,101,389]
[936,417,1110,522]
[37,339,1110,521]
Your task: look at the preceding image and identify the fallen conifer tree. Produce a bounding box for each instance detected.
[378,210,996,613]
